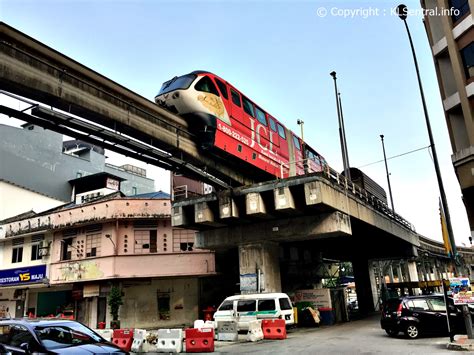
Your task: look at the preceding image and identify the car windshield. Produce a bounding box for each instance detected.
[34,322,103,350]
[157,74,196,95]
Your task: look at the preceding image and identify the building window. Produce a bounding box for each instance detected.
[31,235,44,261]
[61,238,73,261]
[132,187,138,195]
[173,229,195,252]
[460,42,474,79]
[12,246,23,263]
[449,0,470,23]
[12,238,24,263]
[134,230,158,253]
[86,233,101,257]
[31,244,42,261]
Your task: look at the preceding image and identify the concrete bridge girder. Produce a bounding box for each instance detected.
[196,212,352,249]
[172,176,419,251]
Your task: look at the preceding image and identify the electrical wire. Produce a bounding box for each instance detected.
[357,145,431,168]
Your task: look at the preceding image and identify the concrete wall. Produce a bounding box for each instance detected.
[118,277,199,328]
[0,124,155,212]
[0,181,64,221]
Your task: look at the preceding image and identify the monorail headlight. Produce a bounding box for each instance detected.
[172,92,180,99]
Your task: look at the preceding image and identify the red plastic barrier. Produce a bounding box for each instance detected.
[112,328,134,352]
[262,319,287,340]
[185,327,214,353]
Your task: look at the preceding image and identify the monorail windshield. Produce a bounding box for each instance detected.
[158,74,196,95]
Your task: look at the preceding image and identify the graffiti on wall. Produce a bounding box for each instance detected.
[59,261,104,281]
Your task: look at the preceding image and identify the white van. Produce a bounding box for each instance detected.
[213,293,294,330]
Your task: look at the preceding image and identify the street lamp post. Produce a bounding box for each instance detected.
[396,4,457,263]
[380,134,395,213]
[396,4,471,339]
[330,71,351,180]
[297,119,304,141]
[297,119,309,173]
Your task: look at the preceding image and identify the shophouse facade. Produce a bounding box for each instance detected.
[0,189,215,328]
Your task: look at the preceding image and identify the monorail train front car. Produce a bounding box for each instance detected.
[155,71,229,149]
[155,71,326,178]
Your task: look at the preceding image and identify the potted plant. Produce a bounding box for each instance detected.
[108,285,123,329]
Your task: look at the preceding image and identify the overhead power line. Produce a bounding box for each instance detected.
[357,145,431,169]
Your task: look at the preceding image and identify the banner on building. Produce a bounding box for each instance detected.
[240,273,258,292]
[439,199,452,257]
[0,265,47,286]
[449,277,474,305]
[293,288,332,309]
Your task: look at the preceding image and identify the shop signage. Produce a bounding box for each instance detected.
[0,265,47,286]
[449,277,474,305]
[293,289,332,309]
[106,178,119,190]
[83,284,100,298]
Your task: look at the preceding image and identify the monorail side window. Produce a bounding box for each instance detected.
[255,106,267,126]
[277,123,286,139]
[231,89,241,106]
[293,135,301,150]
[215,78,229,99]
[242,96,255,117]
[269,117,277,132]
[194,76,220,96]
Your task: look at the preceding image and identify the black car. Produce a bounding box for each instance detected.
[0,318,126,354]
[380,294,472,339]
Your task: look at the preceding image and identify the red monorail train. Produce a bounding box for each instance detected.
[155,71,326,179]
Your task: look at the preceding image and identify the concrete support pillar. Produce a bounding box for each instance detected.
[407,261,420,295]
[407,261,419,282]
[397,264,404,282]
[388,264,395,283]
[238,241,281,294]
[352,259,377,314]
[23,289,29,317]
[89,297,98,329]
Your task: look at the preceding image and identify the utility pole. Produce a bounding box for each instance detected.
[380,134,395,213]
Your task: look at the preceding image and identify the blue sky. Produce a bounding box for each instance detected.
[0,0,471,245]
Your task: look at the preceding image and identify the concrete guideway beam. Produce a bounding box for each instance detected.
[0,22,253,187]
[303,179,419,247]
[195,211,352,249]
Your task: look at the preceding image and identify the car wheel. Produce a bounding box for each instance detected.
[385,328,398,337]
[405,323,419,339]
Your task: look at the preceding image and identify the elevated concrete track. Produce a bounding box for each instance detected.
[0,22,254,188]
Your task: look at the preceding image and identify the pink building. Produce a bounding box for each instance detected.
[0,188,216,329]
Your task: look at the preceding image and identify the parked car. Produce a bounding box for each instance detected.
[214,292,294,330]
[0,318,126,354]
[380,294,473,339]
